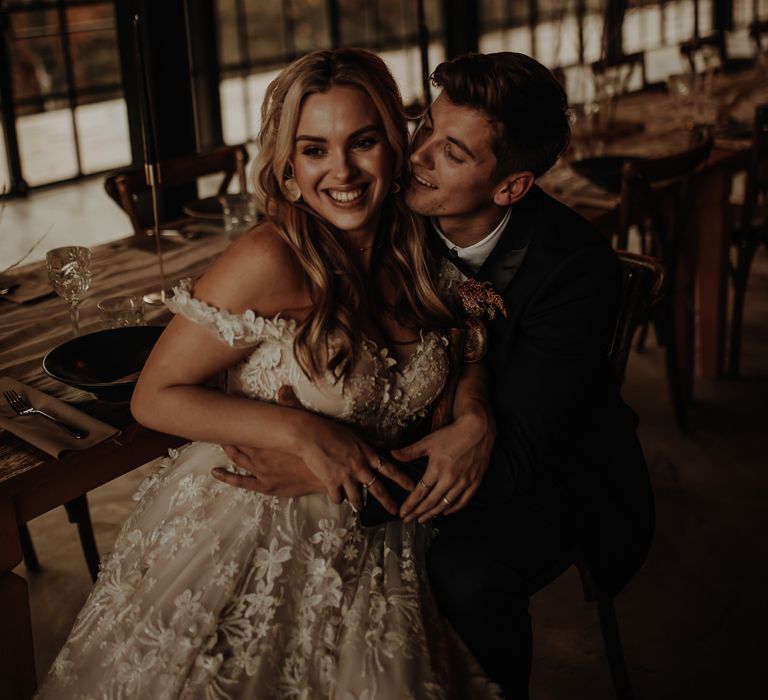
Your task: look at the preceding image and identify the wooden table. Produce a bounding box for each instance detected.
[0,232,227,699]
[540,70,767,393]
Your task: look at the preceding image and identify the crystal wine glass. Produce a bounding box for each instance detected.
[46,246,92,336]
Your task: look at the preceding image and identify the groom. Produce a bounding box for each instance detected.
[217,52,654,698]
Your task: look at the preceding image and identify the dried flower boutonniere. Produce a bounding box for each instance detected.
[455,278,507,363]
[457,278,508,321]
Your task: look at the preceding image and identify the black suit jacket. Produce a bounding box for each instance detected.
[459,186,654,597]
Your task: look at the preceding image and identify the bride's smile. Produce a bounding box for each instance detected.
[292,84,394,247]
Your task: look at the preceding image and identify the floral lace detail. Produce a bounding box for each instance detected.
[36,277,502,700]
[166,278,296,349]
[38,444,501,699]
[165,279,448,448]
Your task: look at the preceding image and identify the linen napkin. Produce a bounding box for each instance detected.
[0,268,55,304]
[0,376,120,457]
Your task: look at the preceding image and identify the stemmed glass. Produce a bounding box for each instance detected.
[46,246,92,336]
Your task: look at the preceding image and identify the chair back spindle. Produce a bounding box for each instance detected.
[104,144,250,236]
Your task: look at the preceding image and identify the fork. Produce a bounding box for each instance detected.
[4,389,87,439]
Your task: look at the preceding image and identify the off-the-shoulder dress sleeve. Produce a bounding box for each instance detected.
[165,278,297,348]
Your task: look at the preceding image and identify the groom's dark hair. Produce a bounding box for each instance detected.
[431,52,570,179]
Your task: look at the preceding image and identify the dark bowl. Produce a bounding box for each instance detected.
[571,155,642,193]
[43,326,164,402]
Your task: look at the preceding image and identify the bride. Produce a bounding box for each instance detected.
[36,49,501,699]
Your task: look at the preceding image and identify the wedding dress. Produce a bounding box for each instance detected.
[37,279,502,700]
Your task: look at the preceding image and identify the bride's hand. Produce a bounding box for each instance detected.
[292,412,415,514]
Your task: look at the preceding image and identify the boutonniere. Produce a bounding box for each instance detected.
[451,279,507,363]
[456,278,508,320]
[430,274,507,430]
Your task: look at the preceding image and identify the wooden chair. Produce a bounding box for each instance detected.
[680,34,725,75]
[591,52,665,95]
[610,251,667,383]
[749,19,768,51]
[727,104,768,377]
[680,33,754,74]
[529,251,665,700]
[18,494,100,583]
[616,132,713,429]
[104,145,249,236]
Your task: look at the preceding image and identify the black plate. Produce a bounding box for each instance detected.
[571,155,643,193]
[43,326,164,402]
[183,196,223,221]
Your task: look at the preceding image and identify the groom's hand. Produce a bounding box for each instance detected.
[394,407,496,523]
[213,446,324,496]
[212,385,324,497]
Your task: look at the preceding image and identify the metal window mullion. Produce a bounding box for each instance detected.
[0,6,28,194]
[234,0,254,140]
[6,0,107,11]
[56,0,84,178]
[14,81,122,105]
[576,0,586,64]
[371,0,383,50]
[528,0,538,58]
[282,0,296,61]
[327,0,340,48]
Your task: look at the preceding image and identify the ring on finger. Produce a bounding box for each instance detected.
[373,456,384,473]
[418,479,434,490]
[363,473,378,487]
[441,494,453,507]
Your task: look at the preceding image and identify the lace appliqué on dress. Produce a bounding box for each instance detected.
[166,277,296,349]
[35,275,503,699]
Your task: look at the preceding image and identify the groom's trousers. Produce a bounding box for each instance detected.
[426,482,576,699]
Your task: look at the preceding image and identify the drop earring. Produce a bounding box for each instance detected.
[391,180,401,194]
[284,164,302,202]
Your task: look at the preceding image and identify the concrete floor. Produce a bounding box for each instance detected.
[14,250,768,698]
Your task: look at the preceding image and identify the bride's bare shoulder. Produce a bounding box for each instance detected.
[192,221,308,317]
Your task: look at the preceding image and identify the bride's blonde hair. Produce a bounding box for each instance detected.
[254,48,452,382]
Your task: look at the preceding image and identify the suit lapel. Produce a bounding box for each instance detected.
[477,186,541,293]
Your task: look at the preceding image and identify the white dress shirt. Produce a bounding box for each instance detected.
[431,206,512,273]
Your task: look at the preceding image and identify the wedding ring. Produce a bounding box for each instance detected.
[418,479,434,490]
[441,495,453,507]
[373,456,384,472]
[363,473,378,487]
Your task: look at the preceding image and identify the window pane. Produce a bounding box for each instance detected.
[292,0,329,52]
[244,0,286,60]
[75,99,131,175]
[376,0,411,45]
[216,0,242,70]
[16,108,78,186]
[381,44,430,107]
[423,0,443,35]
[65,4,121,90]
[582,11,603,63]
[220,77,249,145]
[9,10,67,104]
[480,0,505,30]
[338,0,373,46]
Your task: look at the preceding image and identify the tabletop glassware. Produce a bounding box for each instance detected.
[219,193,258,240]
[97,294,145,328]
[46,246,92,336]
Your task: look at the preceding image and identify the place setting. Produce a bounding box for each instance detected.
[1,245,167,458]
